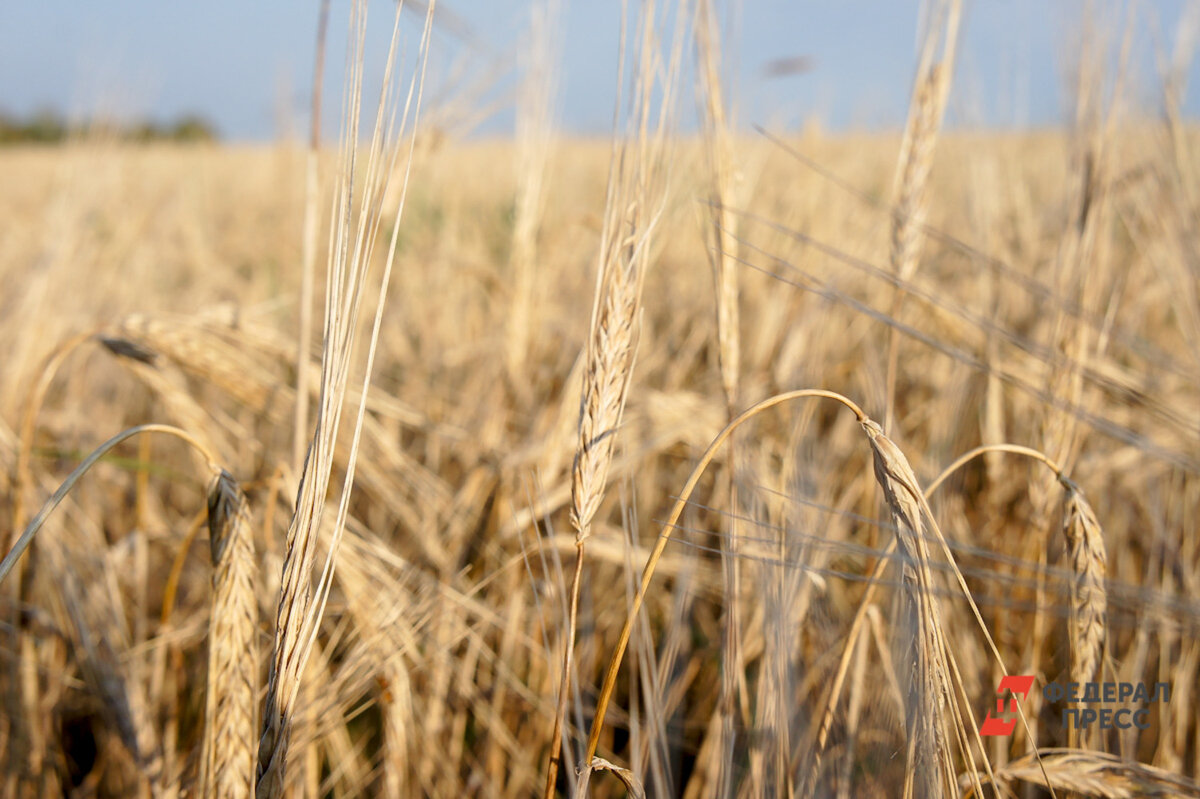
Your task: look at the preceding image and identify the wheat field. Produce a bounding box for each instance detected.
[2,1,1199,797]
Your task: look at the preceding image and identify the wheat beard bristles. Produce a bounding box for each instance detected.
[861,418,948,799]
[1061,480,1107,687]
[202,470,258,799]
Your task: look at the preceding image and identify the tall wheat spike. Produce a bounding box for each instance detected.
[1061,479,1107,687]
[545,1,689,794]
[201,470,257,799]
[257,3,436,794]
[883,0,960,430]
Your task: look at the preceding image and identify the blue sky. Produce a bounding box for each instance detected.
[0,1,1196,140]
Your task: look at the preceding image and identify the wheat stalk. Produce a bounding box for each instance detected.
[695,2,743,791]
[0,424,222,796]
[696,0,739,414]
[505,0,559,382]
[294,0,331,477]
[583,389,868,776]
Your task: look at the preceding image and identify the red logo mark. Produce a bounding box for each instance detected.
[980,675,1035,737]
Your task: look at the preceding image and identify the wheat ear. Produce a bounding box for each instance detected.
[860,419,951,799]
[200,470,258,799]
[1060,479,1107,688]
[883,0,961,430]
[257,3,436,793]
[984,748,1200,798]
[544,0,686,791]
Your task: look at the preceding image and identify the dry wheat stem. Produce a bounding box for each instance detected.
[924,443,1066,495]
[505,0,559,380]
[160,510,208,628]
[695,0,739,413]
[695,2,742,791]
[294,0,331,475]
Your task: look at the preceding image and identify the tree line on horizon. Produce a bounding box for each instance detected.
[0,108,219,144]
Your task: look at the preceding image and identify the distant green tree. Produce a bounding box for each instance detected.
[169,115,219,142]
[26,109,68,142]
[0,109,219,144]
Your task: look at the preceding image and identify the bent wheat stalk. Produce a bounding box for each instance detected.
[0,423,220,798]
[1,424,219,585]
[581,389,867,776]
[804,442,1073,795]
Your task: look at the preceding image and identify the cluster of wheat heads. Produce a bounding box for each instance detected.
[2,0,1200,797]
[3,0,438,796]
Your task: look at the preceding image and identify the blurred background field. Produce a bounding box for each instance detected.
[2,2,1200,797]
